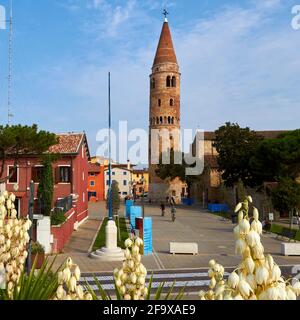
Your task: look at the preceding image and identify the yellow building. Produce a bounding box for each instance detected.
[132,169,149,197]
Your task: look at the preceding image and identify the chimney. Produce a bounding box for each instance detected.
[127,159,131,170]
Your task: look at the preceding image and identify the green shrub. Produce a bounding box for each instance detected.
[31,241,45,254]
[270,224,284,235]
[51,210,67,226]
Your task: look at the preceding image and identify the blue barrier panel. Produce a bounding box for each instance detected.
[125,200,134,219]
[130,206,142,229]
[182,198,195,206]
[208,204,229,213]
[143,217,153,256]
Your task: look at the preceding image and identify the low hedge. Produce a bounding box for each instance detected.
[270,223,300,241]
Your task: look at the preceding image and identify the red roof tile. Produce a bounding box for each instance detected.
[49,133,85,154]
[88,162,101,173]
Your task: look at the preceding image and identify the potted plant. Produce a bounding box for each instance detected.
[31,241,45,269]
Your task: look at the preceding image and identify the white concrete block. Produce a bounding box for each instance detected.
[170,242,198,255]
[281,242,300,256]
[37,216,52,254]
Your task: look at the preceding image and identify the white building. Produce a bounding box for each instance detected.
[104,165,132,199]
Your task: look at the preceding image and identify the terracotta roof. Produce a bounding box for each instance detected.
[133,169,148,174]
[153,21,178,66]
[88,162,101,173]
[49,133,89,157]
[196,130,290,142]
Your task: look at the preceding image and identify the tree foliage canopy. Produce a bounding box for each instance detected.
[213,122,263,188]
[0,124,58,183]
[250,130,300,183]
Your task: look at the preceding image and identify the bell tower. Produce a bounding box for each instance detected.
[148,15,183,203]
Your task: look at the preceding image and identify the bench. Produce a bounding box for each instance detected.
[281,242,300,256]
[169,242,198,255]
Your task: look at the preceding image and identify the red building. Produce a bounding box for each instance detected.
[1,133,90,225]
[87,162,105,202]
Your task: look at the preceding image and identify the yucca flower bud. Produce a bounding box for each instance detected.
[63,268,71,283]
[238,280,253,297]
[246,230,260,247]
[130,274,137,284]
[120,286,126,295]
[84,293,93,300]
[277,287,287,300]
[265,287,279,300]
[246,274,257,291]
[124,294,131,300]
[68,276,77,292]
[74,265,81,281]
[76,285,84,299]
[247,196,253,203]
[235,203,242,213]
[239,219,250,234]
[245,257,255,274]
[235,239,247,255]
[124,248,131,259]
[6,200,12,210]
[138,276,145,285]
[56,285,65,299]
[208,269,214,278]
[255,266,269,285]
[135,238,143,247]
[271,265,281,282]
[233,294,244,300]
[132,245,139,256]
[115,278,122,288]
[208,259,216,268]
[209,277,216,289]
[252,207,259,221]
[125,239,133,248]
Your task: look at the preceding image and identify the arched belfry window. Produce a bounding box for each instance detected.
[172,76,176,87]
[160,117,163,124]
[170,99,174,106]
[151,78,155,89]
[158,99,161,107]
[166,76,171,87]
[168,116,171,124]
[156,117,159,125]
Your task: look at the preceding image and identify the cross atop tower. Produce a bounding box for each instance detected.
[162,8,169,22]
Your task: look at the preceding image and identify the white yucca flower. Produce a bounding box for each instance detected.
[235,203,242,213]
[239,219,250,234]
[292,281,300,295]
[235,239,247,255]
[255,266,269,285]
[238,280,253,297]
[228,271,239,289]
[244,257,255,274]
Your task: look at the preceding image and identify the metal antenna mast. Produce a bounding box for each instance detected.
[7,0,13,125]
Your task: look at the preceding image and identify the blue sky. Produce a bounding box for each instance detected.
[0,0,299,159]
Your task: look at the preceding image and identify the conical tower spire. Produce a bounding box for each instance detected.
[153,18,178,67]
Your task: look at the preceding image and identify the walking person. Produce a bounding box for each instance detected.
[160,202,166,217]
[171,205,176,222]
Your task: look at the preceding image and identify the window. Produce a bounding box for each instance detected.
[151,78,155,89]
[58,167,71,183]
[172,76,176,87]
[170,99,174,106]
[160,117,163,124]
[158,99,161,107]
[106,180,109,186]
[123,172,127,175]
[166,76,171,87]
[90,181,95,187]
[112,172,116,176]
[90,173,95,176]
[106,171,109,175]
[122,192,128,196]
[8,166,18,184]
[32,166,43,183]
[123,180,127,186]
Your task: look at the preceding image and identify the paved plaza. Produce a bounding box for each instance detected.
[49,201,300,274]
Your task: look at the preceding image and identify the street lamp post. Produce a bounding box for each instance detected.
[140,176,145,219]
